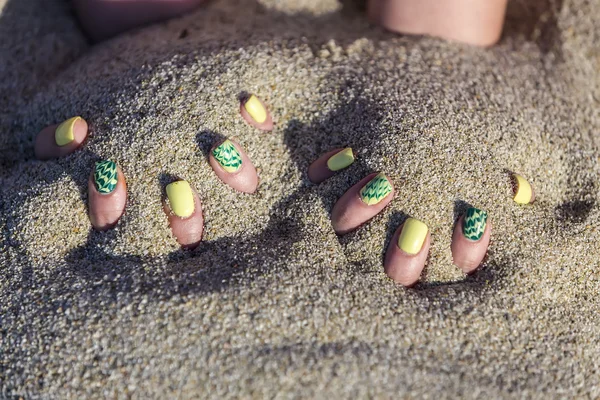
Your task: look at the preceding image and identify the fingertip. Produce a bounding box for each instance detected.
[240,94,273,131]
[35,117,89,160]
[308,148,355,184]
[163,181,204,249]
[384,220,431,287]
[72,117,89,146]
[209,139,258,194]
[331,172,394,234]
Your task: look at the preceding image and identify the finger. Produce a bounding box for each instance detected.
[308,148,355,184]
[451,207,491,273]
[512,173,535,204]
[240,94,273,131]
[209,139,258,193]
[331,172,394,234]
[384,218,431,287]
[163,180,204,249]
[88,160,127,231]
[35,116,88,160]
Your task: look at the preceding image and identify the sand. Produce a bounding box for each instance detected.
[1,0,600,397]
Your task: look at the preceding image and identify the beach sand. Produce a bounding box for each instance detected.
[1,0,600,397]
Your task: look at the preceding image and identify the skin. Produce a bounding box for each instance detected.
[34,118,88,160]
[308,148,349,184]
[239,95,274,131]
[72,0,206,41]
[331,172,395,235]
[162,187,204,249]
[384,223,431,287]
[208,139,258,194]
[368,0,508,47]
[450,215,492,274]
[88,167,128,230]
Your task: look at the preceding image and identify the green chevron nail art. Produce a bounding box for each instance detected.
[359,173,393,206]
[212,140,243,173]
[94,160,118,194]
[462,207,488,241]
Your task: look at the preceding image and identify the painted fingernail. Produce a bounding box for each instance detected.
[212,139,242,173]
[327,148,355,172]
[359,173,393,205]
[166,180,195,218]
[398,218,428,255]
[94,160,118,194]
[244,95,267,124]
[55,116,81,146]
[462,207,487,241]
[512,174,533,204]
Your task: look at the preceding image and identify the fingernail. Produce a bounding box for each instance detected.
[244,95,267,124]
[327,148,355,172]
[94,160,118,194]
[55,116,81,146]
[398,218,428,255]
[512,174,533,204]
[462,207,487,241]
[166,180,195,218]
[359,173,393,205]
[212,139,242,173]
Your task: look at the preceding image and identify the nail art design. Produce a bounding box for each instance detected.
[166,180,195,218]
[359,173,393,206]
[244,95,267,124]
[462,207,487,241]
[327,148,355,172]
[212,140,243,173]
[512,173,533,204]
[398,218,428,255]
[55,116,81,146]
[94,160,118,194]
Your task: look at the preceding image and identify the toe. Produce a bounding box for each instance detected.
[163,180,204,249]
[331,172,394,234]
[384,218,431,287]
[308,148,355,184]
[240,94,273,131]
[451,207,491,273]
[35,117,88,160]
[88,160,127,230]
[209,139,258,193]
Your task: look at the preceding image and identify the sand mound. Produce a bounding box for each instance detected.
[2,0,600,397]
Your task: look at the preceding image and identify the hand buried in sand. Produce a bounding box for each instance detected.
[73,0,507,47]
[34,117,127,231]
[34,111,261,247]
[309,149,514,287]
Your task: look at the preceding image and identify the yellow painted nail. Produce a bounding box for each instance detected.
[244,95,267,124]
[166,180,195,218]
[398,218,428,255]
[55,116,81,146]
[513,174,533,204]
[327,148,355,171]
